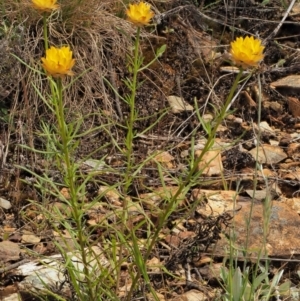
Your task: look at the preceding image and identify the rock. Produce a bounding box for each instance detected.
[202,114,213,122]
[199,263,224,282]
[147,292,166,301]
[152,151,175,168]
[6,246,109,299]
[81,159,105,171]
[283,198,300,215]
[287,143,300,159]
[259,121,275,135]
[196,149,223,176]
[287,97,300,117]
[269,139,279,146]
[98,185,121,205]
[270,75,300,89]
[126,198,143,215]
[249,144,287,164]
[167,95,193,113]
[59,187,70,200]
[171,289,209,301]
[245,187,280,201]
[140,186,185,208]
[147,257,161,273]
[21,234,41,244]
[0,198,11,210]
[216,201,300,257]
[192,189,239,217]
[1,293,20,301]
[0,241,21,262]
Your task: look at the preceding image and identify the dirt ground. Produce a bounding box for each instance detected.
[1,0,300,299]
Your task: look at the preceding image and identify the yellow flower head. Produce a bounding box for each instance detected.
[41,46,75,78]
[126,2,154,26]
[32,0,59,11]
[230,36,265,68]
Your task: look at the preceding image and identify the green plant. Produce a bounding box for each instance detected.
[217,59,285,300]
[5,0,283,300]
[220,263,289,301]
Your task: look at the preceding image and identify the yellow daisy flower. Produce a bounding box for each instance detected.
[41,46,75,78]
[32,0,59,12]
[230,36,265,68]
[126,2,154,26]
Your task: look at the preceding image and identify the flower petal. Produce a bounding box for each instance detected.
[126,2,154,26]
[32,0,59,12]
[230,36,265,68]
[41,46,75,78]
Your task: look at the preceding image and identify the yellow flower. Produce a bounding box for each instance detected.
[41,46,75,78]
[32,0,59,12]
[230,36,265,68]
[126,2,154,26]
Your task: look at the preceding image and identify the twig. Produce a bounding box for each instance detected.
[185,262,209,295]
[154,5,253,36]
[0,259,30,274]
[264,0,297,43]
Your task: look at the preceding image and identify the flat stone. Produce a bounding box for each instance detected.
[283,198,300,214]
[287,143,300,157]
[192,189,239,216]
[0,241,21,262]
[202,114,213,122]
[0,198,11,210]
[196,149,223,176]
[167,95,193,113]
[98,185,121,205]
[171,289,208,301]
[259,121,275,135]
[22,234,41,244]
[140,186,185,203]
[270,75,300,89]
[245,188,280,201]
[152,151,175,168]
[249,144,287,164]
[216,201,300,257]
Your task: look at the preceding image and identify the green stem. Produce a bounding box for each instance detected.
[43,13,49,50]
[55,78,95,300]
[120,27,142,300]
[130,67,244,301]
[138,56,158,72]
[116,27,141,298]
[145,68,244,259]
[122,27,141,207]
[125,26,140,183]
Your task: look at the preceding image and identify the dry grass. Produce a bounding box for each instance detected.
[0,0,153,165]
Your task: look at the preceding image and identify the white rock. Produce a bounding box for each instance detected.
[9,246,110,299]
[249,144,287,164]
[0,198,11,209]
[259,121,274,134]
[167,96,193,113]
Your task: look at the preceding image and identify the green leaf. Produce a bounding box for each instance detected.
[252,271,268,290]
[232,267,242,301]
[156,44,166,57]
[278,280,291,295]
